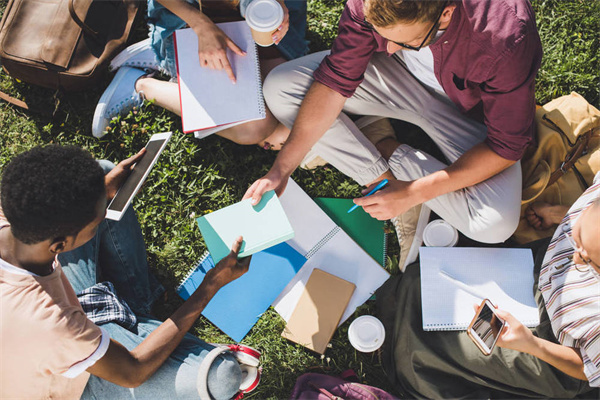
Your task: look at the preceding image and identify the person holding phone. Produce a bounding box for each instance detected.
[376,172,600,398]
[0,145,250,399]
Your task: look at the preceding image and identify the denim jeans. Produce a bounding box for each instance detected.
[59,162,241,399]
[147,0,309,76]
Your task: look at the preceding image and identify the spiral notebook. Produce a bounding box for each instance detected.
[273,179,390,325]
[173,21,265,135]
[420,247,539,331]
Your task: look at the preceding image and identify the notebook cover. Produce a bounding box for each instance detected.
[281,269,356,354]
[196,190,294,263]
[314,197,386,266]
[419,247,539,331]
[177,242,306,342]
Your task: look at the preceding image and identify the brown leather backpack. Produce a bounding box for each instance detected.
[0,0,140,94]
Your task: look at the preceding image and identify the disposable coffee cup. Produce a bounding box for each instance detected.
[348,315,385,353]
[423,219,459,247]
[245,0,284,47]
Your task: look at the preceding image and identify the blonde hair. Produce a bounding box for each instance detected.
[364,0,446,28]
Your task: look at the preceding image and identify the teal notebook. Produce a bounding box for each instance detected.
[314,197,386,267]
[196,190,295,263]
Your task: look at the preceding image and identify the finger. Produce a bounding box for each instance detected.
[353,194,380,207]
[227,38,246,57]
[243,181,259,201]
[239,254,252,268]
[361,181,382,195]
[251,181,269,205]
[120,148,146,168]
[230,236,244,255]
[493,309,515,325]
[206,58,218,70]
[221,57,236,83]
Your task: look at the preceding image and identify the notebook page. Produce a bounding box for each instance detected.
[278,178,337,256]
[174,21,265,133]
[420,247,539,331]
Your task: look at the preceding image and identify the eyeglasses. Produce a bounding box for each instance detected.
[562,225,598,274]
[363,2,448,51]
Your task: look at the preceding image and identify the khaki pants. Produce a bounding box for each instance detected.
[263,51,522,243]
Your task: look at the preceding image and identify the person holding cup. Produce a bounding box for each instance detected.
[92,0,307,149]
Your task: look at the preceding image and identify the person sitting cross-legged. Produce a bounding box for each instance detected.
[0,145,250,399]
[376,172,600,398]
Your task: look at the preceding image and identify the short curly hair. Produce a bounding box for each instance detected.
[364,0,446,28]
[1,145,106,244]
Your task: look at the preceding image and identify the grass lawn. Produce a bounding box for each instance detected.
[0,0,598,398]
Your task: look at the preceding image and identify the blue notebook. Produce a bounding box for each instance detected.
[177,242,306,342]
[196,190,294,263]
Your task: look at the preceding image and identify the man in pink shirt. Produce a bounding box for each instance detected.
[0,145,247,399]
[245,0,542,267]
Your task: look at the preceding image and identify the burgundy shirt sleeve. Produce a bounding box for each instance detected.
[481,31,542,161]
[313,0,380,98]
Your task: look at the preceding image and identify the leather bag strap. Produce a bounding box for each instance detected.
[547,128,596,187]
[68,0,100,40]
[0,90,29,110]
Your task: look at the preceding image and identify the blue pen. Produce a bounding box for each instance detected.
[347,179,389,213]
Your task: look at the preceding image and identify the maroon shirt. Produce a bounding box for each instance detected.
[313,0,543,161]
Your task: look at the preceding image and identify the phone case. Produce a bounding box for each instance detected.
[467,299,505,356]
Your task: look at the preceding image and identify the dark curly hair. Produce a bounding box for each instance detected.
[1,145,106,244]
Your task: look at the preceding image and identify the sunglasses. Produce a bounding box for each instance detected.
[363,2,448,51]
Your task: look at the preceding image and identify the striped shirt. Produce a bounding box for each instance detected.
[539,172,600,387]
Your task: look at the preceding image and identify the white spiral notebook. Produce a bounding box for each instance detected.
[173,21,265,135]
[420,247,540,331]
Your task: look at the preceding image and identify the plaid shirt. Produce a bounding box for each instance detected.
[77,282,137,330]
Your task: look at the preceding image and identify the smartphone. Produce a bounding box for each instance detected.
[467,299,506,356]
[106,132,172,221]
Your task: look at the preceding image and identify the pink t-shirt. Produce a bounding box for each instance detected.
[0,212,109,399]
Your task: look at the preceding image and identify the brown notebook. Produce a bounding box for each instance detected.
[281,269,356,354]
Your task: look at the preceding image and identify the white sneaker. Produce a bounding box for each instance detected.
[109,38,158,72]
[92,67,146,138]
[391,204,431,272]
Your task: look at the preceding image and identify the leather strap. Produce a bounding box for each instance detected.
[547,128,597,187]
[0,90,29,110]
[68,0,100,40]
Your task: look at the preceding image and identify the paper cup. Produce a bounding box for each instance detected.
[245,0,284,47]
[348,315,385,353]
[423,219,459,247]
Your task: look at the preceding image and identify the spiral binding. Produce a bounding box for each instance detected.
[304,226,341,259]
[176,251,212,293]
[249,39,266,119]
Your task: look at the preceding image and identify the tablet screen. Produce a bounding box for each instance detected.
[107,138,167,213]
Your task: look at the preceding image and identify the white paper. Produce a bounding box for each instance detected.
[174,22,265,133]
[274,179,390,325]
[419,247,539,330]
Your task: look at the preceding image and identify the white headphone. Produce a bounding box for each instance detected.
[197,344,261,400]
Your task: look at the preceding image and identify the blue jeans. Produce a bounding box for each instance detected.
[59,162,241,399]
[147,0,309,76]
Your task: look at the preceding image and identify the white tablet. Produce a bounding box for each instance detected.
[106,132,172,221]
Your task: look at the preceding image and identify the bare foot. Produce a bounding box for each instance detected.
[525,202,569,230]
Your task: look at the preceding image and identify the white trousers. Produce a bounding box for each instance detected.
[263,51,522,243]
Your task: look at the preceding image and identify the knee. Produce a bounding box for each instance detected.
[464,208,520,244]
[97,160,116,174]
[206,353,242,400]
[263,63,300,115]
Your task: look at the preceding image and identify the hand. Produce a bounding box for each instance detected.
[104,148,146,201]
[243,168,289,206]
[353,179,424,220]
[494,309,536,354]
[272,0,289,45]
[207,236,251,288]
[194,21,246,83]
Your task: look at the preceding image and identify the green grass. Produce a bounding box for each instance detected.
[0,0,598,398]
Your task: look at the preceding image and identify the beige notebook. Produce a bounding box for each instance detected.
[281,269,356,354]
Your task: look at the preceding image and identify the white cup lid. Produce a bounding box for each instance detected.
[245,0,284,32]
[423,219,459,247]
[348,315,385,353]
